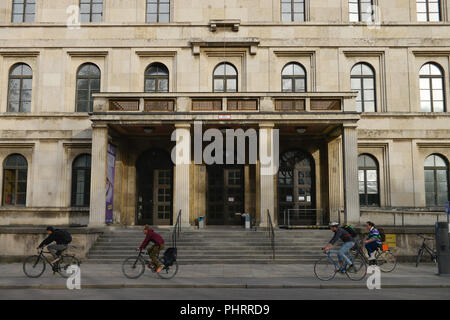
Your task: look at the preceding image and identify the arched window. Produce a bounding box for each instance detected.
[349,0,374,22]
[2,154,28,206]
[146,0,170,22]
[213,63,238,93]
[281,0,305,22]
[71,154,92,207]
[282,63,306,92]
[76,63,101,112]
[12,0,35,23]
[351,63,376,112]
[417,0,441,22]
[419,63,445,112]
[8,63,32,113]
[358,154,380,206]
[424,154,449,206]
[144,63,169,93]
[80,0,103,23]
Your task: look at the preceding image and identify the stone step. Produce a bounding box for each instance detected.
[85,258,319,265]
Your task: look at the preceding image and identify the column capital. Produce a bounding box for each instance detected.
[259,122,275,129]
[342,123,358,129]
[174,123,191,129]
[91,123,109,129]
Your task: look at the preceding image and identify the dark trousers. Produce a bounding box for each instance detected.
[365,241,380,259]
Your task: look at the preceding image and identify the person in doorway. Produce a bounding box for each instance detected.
[323,222,356,272]
[364,221,382,265]
[138,225,165,273]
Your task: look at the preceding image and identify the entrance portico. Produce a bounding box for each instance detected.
[88,92,360,227]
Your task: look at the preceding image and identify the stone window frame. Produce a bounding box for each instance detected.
[75,62,102,113]
[79,0,104,23]
[358,153,381,207]
[419,62,446,112]
[11,0,35,23]
[146,0,171,23]
[71,153,92,208]
[281,62,307,93]
[424,153,449,207]
[351,62,377,112]
[144,62,170,93]
[212,62,239,93]
[7,63,33,113]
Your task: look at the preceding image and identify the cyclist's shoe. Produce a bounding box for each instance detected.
[148,263,155,269]
[156,266,163,273]
[347,265,358,273]
[51,257,61,265]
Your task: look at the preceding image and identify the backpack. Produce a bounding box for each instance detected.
[61,230,72,244]
[377,228,386,242]
[343,224,358,238]
[163,247,177,267]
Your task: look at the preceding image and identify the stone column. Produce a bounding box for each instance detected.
[259,123,278,227]
[342,124,360,224]
[89,124,108,227]
[173,123,191,227]
[328,137,343,223]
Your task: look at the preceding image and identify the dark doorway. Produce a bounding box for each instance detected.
[207,165,244,225]
[278,150,316,225]
[136,149,173,225]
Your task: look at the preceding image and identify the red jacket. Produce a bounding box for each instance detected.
[139,229,164,249]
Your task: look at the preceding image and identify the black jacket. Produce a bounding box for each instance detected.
[38,229,72,248]
[329,227,353,244]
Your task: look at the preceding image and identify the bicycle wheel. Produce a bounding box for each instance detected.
[314,256,337,281]
[58,255,81,278]
[23,255,46,278]
[376,250,397,273]
[157,261,179,280]
[122,257,145,279]
[415,248,423,267]
[346,255,367,281]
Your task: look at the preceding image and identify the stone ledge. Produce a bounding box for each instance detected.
[0,227,104,234]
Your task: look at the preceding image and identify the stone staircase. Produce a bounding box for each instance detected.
[86,228,331,264]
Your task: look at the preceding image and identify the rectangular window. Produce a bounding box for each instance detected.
[349,0,373,22]
[80,0,103,23]
[12,0,35,23]
[281,0,305,22]
[417,0,441,22]
[147,0,170,23]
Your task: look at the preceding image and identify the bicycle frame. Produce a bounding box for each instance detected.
[325,250,351,272]
[420,238,436,257]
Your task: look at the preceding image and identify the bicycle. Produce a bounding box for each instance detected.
[415,234,437,267]
[122,249,178,280]
[351,239,397,272]
[314,249,367,281]
[23,248,80,278]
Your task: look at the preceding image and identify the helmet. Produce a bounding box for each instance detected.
[329,222,339,227]
[46,226,54,232]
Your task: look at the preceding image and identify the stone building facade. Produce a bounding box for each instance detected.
[0,0,449,228]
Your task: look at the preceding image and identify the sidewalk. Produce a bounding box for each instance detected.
[0,262,449,290]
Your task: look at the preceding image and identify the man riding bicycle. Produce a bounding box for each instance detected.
[138,225,165,273]
[37,226,72,264]
[323,222,356,272]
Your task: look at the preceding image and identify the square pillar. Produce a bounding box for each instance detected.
[173,123,191,227]
[89,124,108,227]
[342,124,360,224]
[259,123,278,227]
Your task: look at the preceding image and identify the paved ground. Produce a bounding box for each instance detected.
[0,262,449,291]
[1,288,449,300]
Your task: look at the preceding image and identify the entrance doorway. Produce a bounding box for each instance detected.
[207,165,244,225]
[136,149,173,225]
[278,150,316,225]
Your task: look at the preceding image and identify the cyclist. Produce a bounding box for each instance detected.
[364,221,382,265]
[323,222,356,272]
[137,225,165,273]
[37,226,72,264]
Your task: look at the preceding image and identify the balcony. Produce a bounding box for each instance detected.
[94,92,357,112]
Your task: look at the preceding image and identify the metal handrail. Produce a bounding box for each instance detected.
[172,210,182,249]
[267,209,275,260]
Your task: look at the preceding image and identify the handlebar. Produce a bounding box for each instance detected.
[417,234,434,241]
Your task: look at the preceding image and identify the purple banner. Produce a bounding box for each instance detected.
[105,143,116,224]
